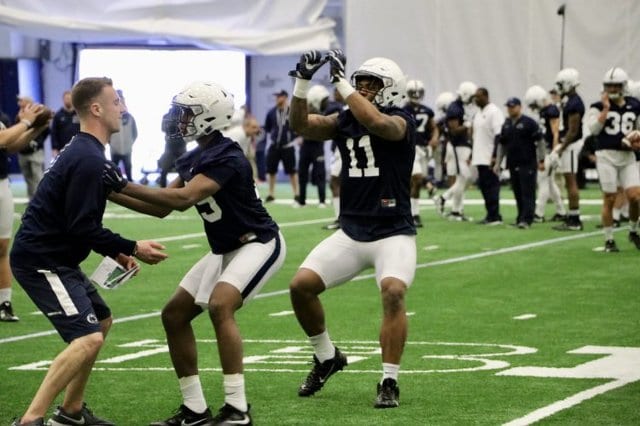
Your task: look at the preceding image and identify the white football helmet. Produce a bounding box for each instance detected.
[457,81,477,104]
[555,68,580,95]
[307,84,330,113]
[435,91,456,114]
[602,67,628,100]
[351,57,407,107]
[627,80,640,100]
[172,81,235,141]
[524,85,549,110]
[406,79,425,102]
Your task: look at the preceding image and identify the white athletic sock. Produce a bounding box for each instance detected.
[179,375,207,414]
[309,331,335,363]
[333,197,340,219]
[0,288,11,304]
[411,198,419,216]
[223,373,247,412]
[612,207,621,221]
[569,209,579,217]
[382,362,400,383]
[603,226,614,241]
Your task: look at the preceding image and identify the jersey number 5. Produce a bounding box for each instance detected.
[345,135,380,177]
[195,196,222,223]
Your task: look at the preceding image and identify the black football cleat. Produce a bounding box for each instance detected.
[0,301,19,322]
[629,232,640,250]
[209,403,252,426]
[604,240,620,253]
[298,347,348,397]
[149,404,212,426]
[374,378,400,409]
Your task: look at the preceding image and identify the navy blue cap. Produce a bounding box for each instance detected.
[273,89,288,97]
[505,97,521,107]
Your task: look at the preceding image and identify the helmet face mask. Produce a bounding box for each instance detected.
[171,81,235,142]
[351,57,407,107]
[555,68,580,95]
[406,79,425,103]
[602,67,628,101]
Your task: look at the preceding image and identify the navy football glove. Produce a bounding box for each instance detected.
[103,161,127,193]
[288,50,327,80]
[326,49,346,84]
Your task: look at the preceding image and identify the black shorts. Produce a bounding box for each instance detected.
[12,265,111,343]
[266,145,296,174]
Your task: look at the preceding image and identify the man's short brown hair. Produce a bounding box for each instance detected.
[71,77,113,117]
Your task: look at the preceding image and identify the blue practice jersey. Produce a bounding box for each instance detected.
[560,93,585,141]
[335,107,416,241]
[403,102,435,146]
[11,133,136,268]
[590,97,640,151]
[175,132,278,254]
[445,99,471,147]
[538,104,560,150]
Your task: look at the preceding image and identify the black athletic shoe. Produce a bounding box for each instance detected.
[209,404,252,426]
[413,215,423,228]
[11,418,44,426]
[374,378,400,409]
[533,215,545,223]
[264,195,275,202]
[48,403,114,426]
[298,347,348,397]
[550,213,567,222]
[0,301,19,322]
[629,232,640,250]
[149,404,212,426]
[604,240,620,253]
[322,220,341,230]
[552,218,583,231]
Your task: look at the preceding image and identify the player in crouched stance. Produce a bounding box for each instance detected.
[104,81,285,425]
[288,50,417,408]
[587,67,640,252]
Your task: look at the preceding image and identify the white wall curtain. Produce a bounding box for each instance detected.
[0,0,337,55]
[345,0,640,108]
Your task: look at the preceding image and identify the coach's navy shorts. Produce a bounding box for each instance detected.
[12,265,111,343]
[266,145,296,174]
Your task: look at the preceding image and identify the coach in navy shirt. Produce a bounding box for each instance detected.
[496,98,545,228]
[10,77,167,426]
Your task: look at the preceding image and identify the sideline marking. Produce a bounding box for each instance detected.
[0,228,610,345]
[499,346,640,425]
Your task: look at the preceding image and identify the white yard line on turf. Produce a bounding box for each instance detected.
[0,227,608,346]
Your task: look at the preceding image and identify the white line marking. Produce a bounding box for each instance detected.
[181,244,202,249]
[513,314,536,320]
[423,245,439,251]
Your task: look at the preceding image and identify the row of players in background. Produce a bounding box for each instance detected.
[419,67,640,252]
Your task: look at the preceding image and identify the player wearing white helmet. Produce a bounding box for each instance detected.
[107,80,286,425]
[524,85,567,222]
[404,79,439,227]
[586,67,640,252]
[289,50,416,409]
[433,82,477,221]
[552,67,585,231]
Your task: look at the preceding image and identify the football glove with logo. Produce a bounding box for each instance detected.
[288,50,327,80]
[103,161,127,193]
[326,49,346,84]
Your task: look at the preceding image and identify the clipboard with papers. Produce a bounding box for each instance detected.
[90,256,139,290]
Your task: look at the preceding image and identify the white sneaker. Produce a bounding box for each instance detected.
[318,203,328,209]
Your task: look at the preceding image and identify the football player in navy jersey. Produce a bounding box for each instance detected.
[104,81,285,426]
[434,82,477,221]
[288,50,416,409]
[0,102,50,324]
[403,79,438,227]
[525,85,567,222]
[10,77,167,426]
[586,68,640,252]
[552,68,585,231]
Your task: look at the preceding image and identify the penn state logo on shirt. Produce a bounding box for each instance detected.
[86,313,98,324]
